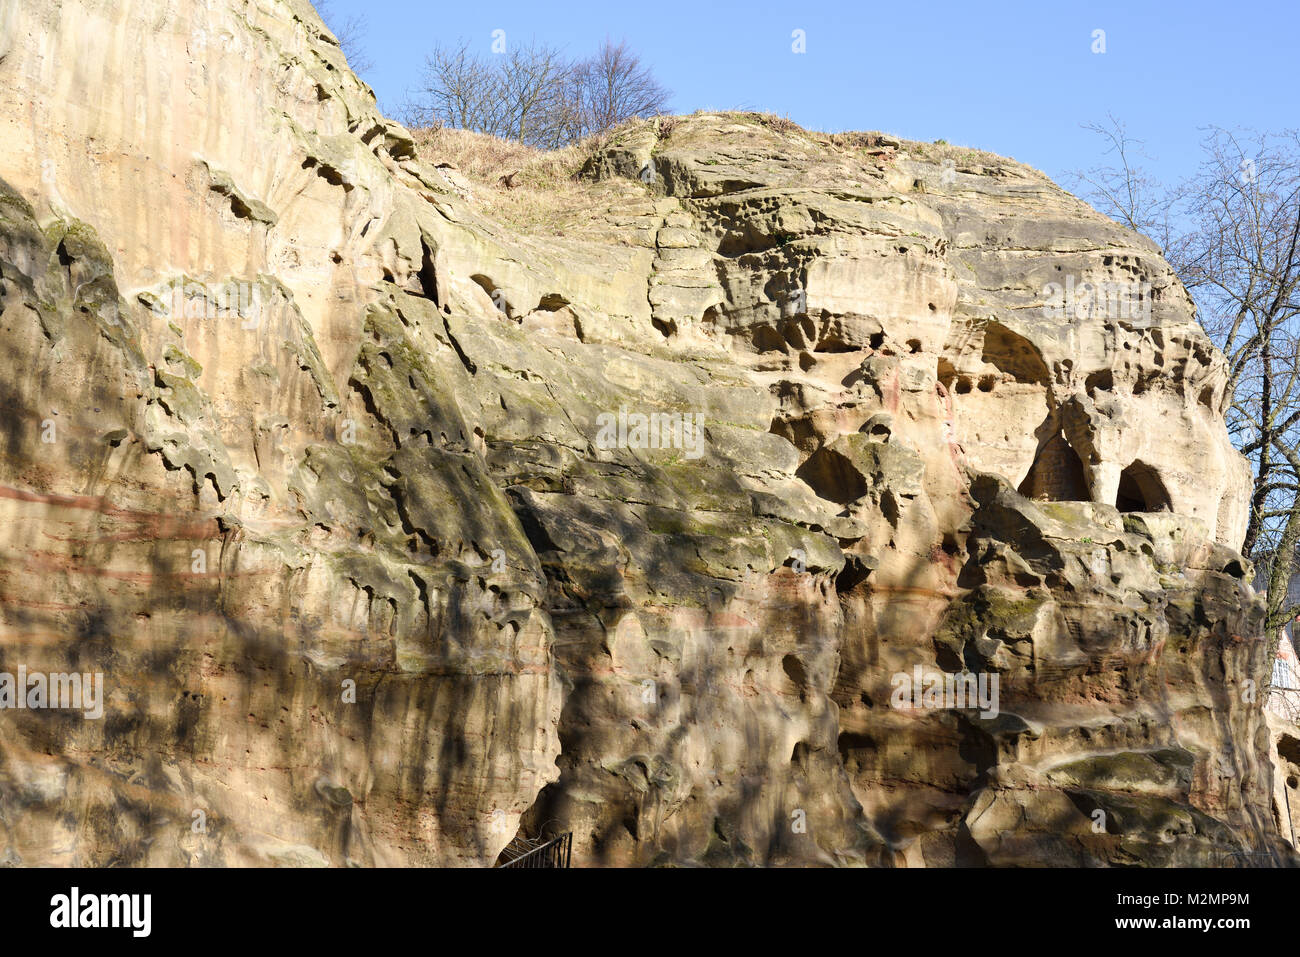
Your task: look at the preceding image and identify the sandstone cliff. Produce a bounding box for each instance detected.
[0,0,1290,866]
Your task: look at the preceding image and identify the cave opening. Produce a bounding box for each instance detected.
[1017,431,1091,502]
[795,445,868,505]
[1115,461,1172,513]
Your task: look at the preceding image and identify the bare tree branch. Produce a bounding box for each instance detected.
[315,0,373,76]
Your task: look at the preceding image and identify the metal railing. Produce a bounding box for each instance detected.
[497,831,572,868]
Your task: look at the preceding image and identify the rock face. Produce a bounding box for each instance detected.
[0,0,1291,866]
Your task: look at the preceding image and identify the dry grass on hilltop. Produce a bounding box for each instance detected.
[408,122,648,236]
[405,113,1020,236]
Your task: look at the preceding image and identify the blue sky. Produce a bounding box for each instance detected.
[327,0,1299,190]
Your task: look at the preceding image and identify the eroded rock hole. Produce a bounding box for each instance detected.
[417,238,439,305]
[982,322,1050,386]
[1116,461,1171,513]
[781,655,808,701]
[1085,369,1113,395]
[753,324,787,354]
[836,554,874,592]
[1017,432,1090,502]
[652,316,677,338]
[837,731,876,775]
[796,446,868,504]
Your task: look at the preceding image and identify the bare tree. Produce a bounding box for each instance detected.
[1070,114,1175,250]
[405,40,574,148]
[496,42,576,148]
[567,39,671,141]
[404,40,498,133]
[1074,122,1300,645]
[405,36,670,148]
[315,0,373,76]
[1179,130,1300,635]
